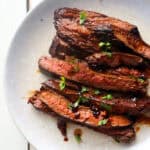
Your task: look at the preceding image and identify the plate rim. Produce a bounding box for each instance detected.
[3,0,45,149]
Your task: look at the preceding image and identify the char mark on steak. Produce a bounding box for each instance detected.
[38,56,148,93]
[28,89,135,143]
[54,7,150,60]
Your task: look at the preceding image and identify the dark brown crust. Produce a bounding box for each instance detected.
[54,7,150,60]
[49,36,90,59]
[42,79,150,115]
[28,89,135,143]
[50,36,144,68]
[86,52,143,68]
[38,56,147,93]
[49,36,149,79]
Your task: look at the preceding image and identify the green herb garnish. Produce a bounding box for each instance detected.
[74,134,81,143]
[100,103,112,112]
[68,96,89,110]
[98,42,105,47]
[98,119,108,126]
[137,78,145,83]
[129,76,145,83]
[79,96,89,103]
[81,86,88,93]
[94,89,101,95]
[98,42,112,58]
[73,98,81,108]
[79,11,87,25]
[98,42,111,50]
[59,76,66,90]
[68,103,74,110]
[102,94,113,100]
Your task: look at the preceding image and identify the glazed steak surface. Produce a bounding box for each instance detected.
[49,36,90,59]
[54,7,150,60]
[29,89,135,143]
[50,36,144,68]
[86,52,143,68]
[38,56,147,93]
[42,79,150,115]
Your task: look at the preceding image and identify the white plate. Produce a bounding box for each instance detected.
[4,0,150,149]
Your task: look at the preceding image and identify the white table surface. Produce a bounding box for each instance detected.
[0,0,42,149]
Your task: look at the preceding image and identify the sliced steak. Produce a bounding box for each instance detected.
[50,36,90,59]
[54,7,150,60]
[86,52,143,68]
[29,89,135,143]
[104,67,146,78]
[49,41,147,78]
[50,36,143,68]
[42,79,150,115]
[38,56,147,93]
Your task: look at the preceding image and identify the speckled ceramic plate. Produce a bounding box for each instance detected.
[4,0,150,149]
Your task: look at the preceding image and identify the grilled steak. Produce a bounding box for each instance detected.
[42,79,150,115]
[86,52,143,68]
[104,67,146,78]
[50,36,143,68]
[50,36,90,59]
[54,7,150,60]
[29,89,135,142]
[38,56,147,93]
[50,41,147,78]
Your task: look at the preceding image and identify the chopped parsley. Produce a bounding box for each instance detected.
[129,76,145,83]
[73,98,81,108]
[100,103,112,112]
[81,86,88,93]
[79,11,87,25]
[74,129,82,143]
[137,78,145,83]
[59,76,66,90]
[102,94,113,100]
[74,134,81,143]
[98,41,111,50]
[98,42,105,48]
[78,96,89,103]
[68,96,89,110]
[68,103,74,110]
[98,119,108,126]
[94,89,101,95]
[98,41,112,58]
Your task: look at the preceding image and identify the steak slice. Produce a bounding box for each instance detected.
[49,39,147,78]
[104,67,146,78]
[50,36,143,68]
[54,7,150,60]
[86,52,143,68]
[42,79,150,115]
[50,36,90,59]
[29,89,135,143]
[38,56,147,93]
